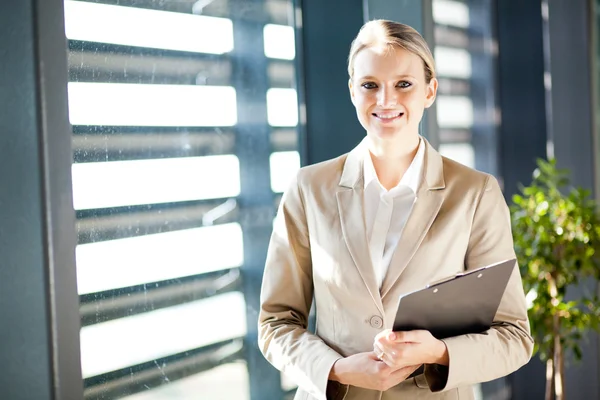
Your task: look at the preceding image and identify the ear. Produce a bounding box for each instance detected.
[424,78,438,109]
[348,78,356,105]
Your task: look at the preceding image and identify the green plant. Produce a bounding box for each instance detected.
[510,158,600,400]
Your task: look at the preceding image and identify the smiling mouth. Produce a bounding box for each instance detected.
[372,112,404,121]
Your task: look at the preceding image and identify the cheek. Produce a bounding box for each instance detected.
[352,97,370,113]
[403,94,426,112]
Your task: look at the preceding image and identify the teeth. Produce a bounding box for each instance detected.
[376,113,401,119]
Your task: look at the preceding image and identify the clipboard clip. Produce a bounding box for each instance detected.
[427,275,455,288]
[426,272,467,288]
[425,264,494,288]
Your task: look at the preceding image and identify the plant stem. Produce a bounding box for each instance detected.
[549,274,564,400]
[546,357,554,400]
[553,317,564,400]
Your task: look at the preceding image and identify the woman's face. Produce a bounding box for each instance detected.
[349,45,437,142]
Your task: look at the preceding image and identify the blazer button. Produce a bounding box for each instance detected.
[369,315,383,329]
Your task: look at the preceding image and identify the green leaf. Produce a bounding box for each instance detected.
[510,157,600,364]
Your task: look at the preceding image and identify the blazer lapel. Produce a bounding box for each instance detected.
[337,141,385,315]
[380,140,446,298]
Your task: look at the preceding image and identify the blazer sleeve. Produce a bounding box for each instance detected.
[257,173,344,400]
[424,175,534,391]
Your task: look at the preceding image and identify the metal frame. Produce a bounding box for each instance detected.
[38,0,86,396]
[229,1,284,399]
[467,0,498,176]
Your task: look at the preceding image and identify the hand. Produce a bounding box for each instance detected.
[329,351,421,391]
[373,329,449,369]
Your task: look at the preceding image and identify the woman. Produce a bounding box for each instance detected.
[258,20,533,400]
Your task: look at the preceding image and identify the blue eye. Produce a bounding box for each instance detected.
[397,81,412,88]
[361,82,377,89]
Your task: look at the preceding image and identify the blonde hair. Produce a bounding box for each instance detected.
[347,20,436,83]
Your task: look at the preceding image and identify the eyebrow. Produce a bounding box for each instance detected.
[357,75,417,81]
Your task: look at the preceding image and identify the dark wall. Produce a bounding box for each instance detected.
[297,0,365,165]
[0,2,54,397]
[546,1,600,399]
[0,1,82,399]
[497,0,600,399]
[495,0,548,199]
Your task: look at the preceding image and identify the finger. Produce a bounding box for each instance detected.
[375,346,405,368]
[380,352,397,368]
[394,330,428,343]
[374,329,392,344]
[373,342,396,360]
[373,343,388,363]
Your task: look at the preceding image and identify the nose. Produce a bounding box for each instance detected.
[376,86,397,107]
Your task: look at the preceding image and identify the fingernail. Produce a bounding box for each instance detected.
[388,332,396,340]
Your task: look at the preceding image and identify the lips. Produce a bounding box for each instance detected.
[372,112,404,121]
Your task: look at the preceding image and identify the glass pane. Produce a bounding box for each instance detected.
[264,24,296,60]
[438,142,475,169]
[434,47,472,79]
[80,292,246,377]
[76,224,243,294]
[432,0,499,175]
[432,0,470,28]
[121,363,250,400]
[68,83,237,126]
[64,1,234,54]
[436,96,474,129]
[65,0,301,398]
[267,88,299,127]
[72,156,241,209]
[432,1,504,398]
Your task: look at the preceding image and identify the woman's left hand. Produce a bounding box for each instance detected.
[373,329,449,369]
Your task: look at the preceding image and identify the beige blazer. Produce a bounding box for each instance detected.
[258,138,533,400]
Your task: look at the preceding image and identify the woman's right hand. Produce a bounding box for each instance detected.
[328,351,421,391]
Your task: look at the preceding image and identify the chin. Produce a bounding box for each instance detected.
[371,127,405,139]
[367,127,419,144]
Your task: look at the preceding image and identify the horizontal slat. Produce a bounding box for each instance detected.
[438,128,472,143]
[75,0,225,16]
[270,128,299,152]
[80,268,241,326]
[436,77,471,96]
[72,131,235,163]
[433,25,469,48]
[75,0,291,25]
[64,1,233,54]
[84,340,245,400]
[80,291,247,378]
[68,83,237,127]
[71,155,240,210]
[76,198,237,244]
[68,47,231,85]
[76,223,243,295]
[268,61,296,88]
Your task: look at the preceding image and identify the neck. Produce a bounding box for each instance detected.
[367,133,420,190]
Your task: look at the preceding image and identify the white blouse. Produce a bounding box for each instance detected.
[363,138,425,289]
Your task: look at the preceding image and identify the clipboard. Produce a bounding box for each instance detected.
[393,258,517,339]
